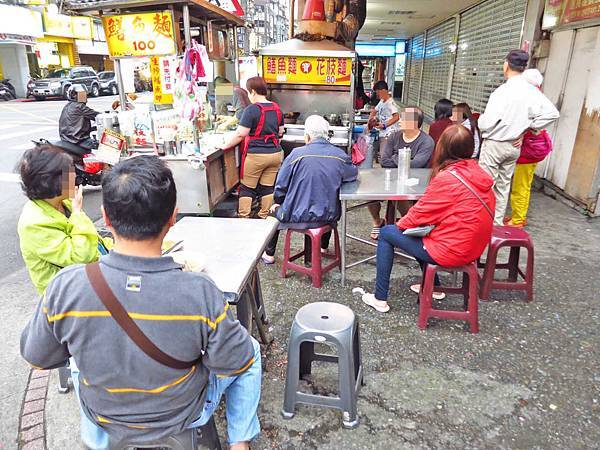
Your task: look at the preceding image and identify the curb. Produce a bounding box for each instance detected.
[18,369,49,450]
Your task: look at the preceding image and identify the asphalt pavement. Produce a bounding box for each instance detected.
[0,96,117,279]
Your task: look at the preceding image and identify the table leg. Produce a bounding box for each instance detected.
[385,201,396,226]
[341,199,347,286]
[235,290,253,331]
[252,270,268,324]
[247,284,274,345]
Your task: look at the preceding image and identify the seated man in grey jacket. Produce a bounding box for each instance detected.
[21,156,261,450]
[368,107,435,239]
[262,115,358,264]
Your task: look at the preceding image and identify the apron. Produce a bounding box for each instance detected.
[240,102,283,179]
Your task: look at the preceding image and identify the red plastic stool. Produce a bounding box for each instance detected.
[478,226,534,302]
[417,262,479,333]
[281,225,341,288]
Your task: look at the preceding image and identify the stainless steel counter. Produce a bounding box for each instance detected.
[166,217,278,343]
[339,168,432,285]
[340,169,431,201]
[166,217,278,299]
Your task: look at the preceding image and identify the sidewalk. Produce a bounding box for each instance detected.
[5,189,600,449]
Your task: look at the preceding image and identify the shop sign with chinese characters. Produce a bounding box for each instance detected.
[102,11,176,58]
[150,55,176,105]
[543,0,600,29]
[96,129,126,165]
[262,55,352,86]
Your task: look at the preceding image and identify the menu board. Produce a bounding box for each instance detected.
[262,55,352,86]
[102,11,176,58]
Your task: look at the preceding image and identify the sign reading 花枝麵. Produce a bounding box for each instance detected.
[102,11,176,58]
[262,55,352,86]
[543,0,600,29]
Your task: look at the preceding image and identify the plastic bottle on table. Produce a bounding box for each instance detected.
[397,147,411,183]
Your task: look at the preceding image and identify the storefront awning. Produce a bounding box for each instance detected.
[0,5,44,39]
[63,0,245,27]
[76,39,109,55]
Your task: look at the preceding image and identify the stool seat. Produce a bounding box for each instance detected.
[282,302,364,429]
[109,429,196,450]
[109,417,221,450]
[491,226,531,245]
[418,262,479,333]
[281,225,341,288]
[479,225,534,302]
[295,302,355,334]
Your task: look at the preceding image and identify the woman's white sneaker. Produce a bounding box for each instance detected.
[410,284,446,300]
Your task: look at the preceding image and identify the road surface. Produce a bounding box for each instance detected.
[0,96,118,279]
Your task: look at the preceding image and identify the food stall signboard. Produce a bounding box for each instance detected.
[150,56,175,104]
[96,129,126,165]
[543,0,600,28]
[102,11,176,58]
[262,56,352,86]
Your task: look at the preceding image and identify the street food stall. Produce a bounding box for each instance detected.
[64,0,246,215]
[259,38,356,156]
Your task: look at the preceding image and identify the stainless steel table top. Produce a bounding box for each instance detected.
[340,168,431,201]
[166,217,278,301]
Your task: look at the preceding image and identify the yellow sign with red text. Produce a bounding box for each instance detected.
[102,11,176,58]
[262,55,352,86]
[150,56,175,105]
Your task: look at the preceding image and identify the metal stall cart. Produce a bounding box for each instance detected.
[65,0,245,215]
[259,39,356,156]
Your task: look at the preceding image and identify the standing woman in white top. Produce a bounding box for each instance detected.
[477,50,559,225]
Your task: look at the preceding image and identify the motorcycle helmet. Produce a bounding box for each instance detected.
[67,83,86,101]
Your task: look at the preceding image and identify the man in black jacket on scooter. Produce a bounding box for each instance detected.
[59,84,99,150]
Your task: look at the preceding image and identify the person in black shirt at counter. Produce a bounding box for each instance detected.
[220,77,284,219]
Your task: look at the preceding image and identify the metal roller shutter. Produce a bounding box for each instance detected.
[450,0,528,113]
[420,18,456,120]
[407,34,425,107]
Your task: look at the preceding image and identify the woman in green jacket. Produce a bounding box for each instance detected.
[17,145,110,295]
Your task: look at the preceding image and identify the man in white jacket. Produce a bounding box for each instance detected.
[478,50,559,225]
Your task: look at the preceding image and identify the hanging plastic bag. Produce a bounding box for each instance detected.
[352,134,368,165]
[173,41,207,122]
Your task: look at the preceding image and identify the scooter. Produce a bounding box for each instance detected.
[26,78,36,99]
[0,84,13,101]
[32,138,104,186]
[0,79,16,101]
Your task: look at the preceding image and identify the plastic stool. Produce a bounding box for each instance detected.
[282,302,364,428]
[109,417,221,450]
[281,225,341,288]
[478,226,534,302]
[417,262,479,333]
[58,365,70,393]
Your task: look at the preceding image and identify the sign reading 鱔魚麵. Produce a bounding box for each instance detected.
[102,11,176,58]
[262,55,352,86]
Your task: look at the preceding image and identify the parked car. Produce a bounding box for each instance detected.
[32,66,100,101]
[98,71,119,96]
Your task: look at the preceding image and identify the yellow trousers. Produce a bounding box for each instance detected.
[510,163,537,225]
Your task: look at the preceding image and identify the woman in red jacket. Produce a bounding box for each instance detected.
[362,125,496,313]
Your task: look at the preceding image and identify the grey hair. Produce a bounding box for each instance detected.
[304,115,330,141]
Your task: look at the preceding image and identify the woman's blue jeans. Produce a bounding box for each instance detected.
[375,225,439,300]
